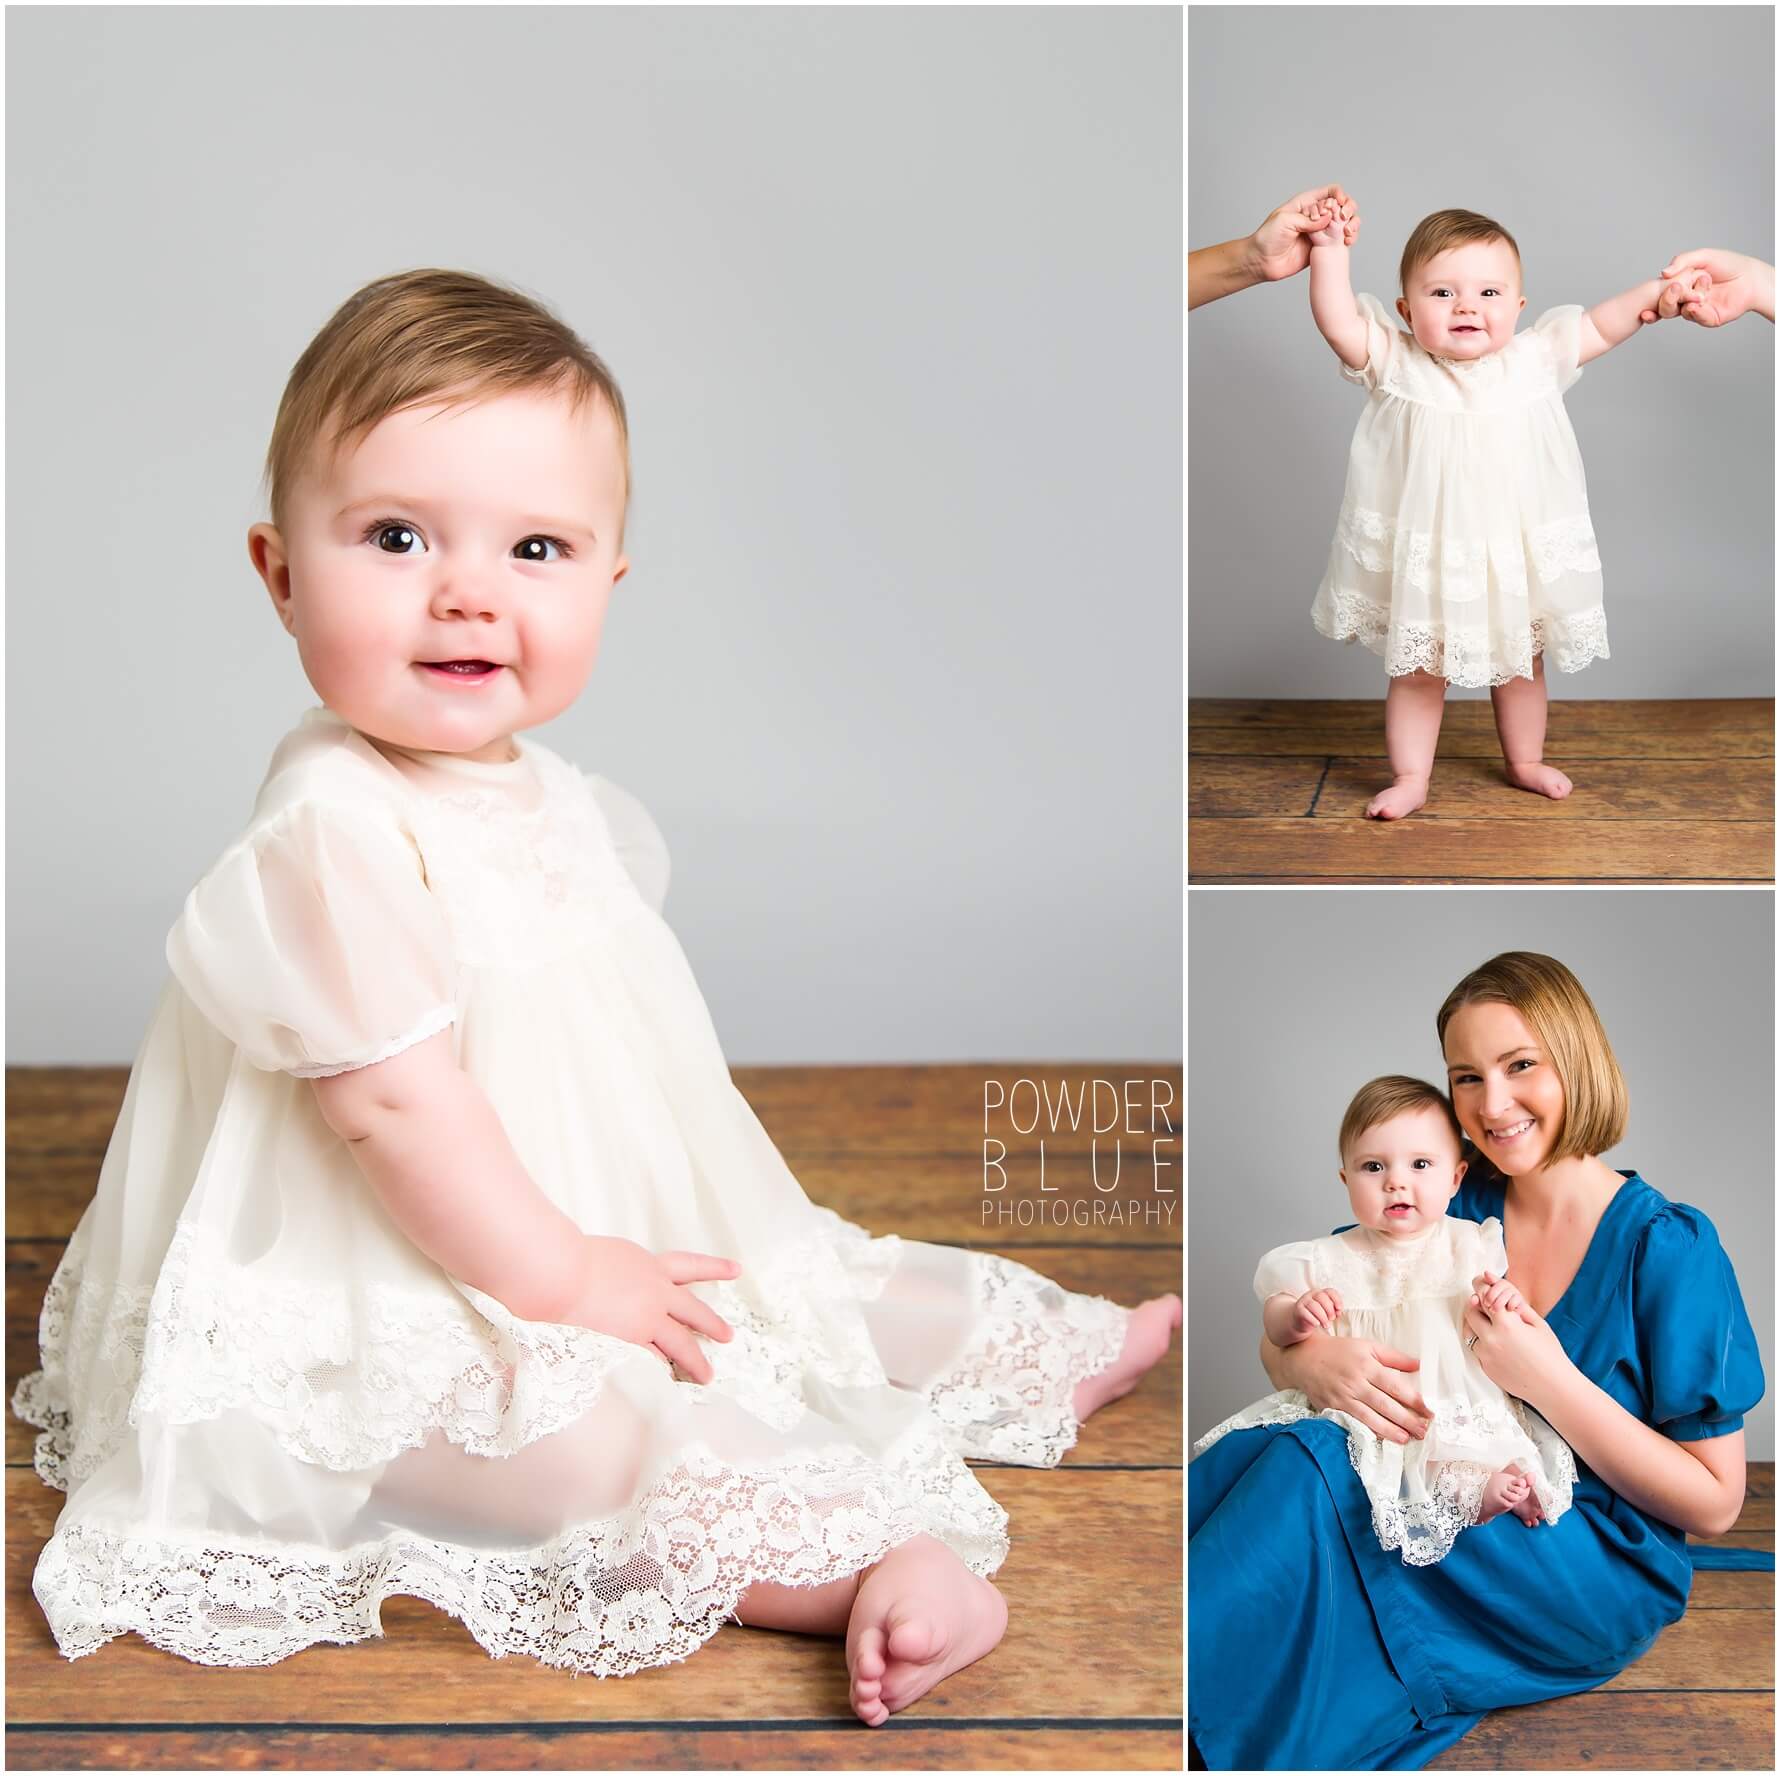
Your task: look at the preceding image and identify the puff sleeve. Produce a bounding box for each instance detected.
[1632,1205,1765,1441]
[1340,293,1408,393]
[166,800,458,1077]
[585,773,670,914]
[1530,305,1587,394]
[1254,1240,1322,1302]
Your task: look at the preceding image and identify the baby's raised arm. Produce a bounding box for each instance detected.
[1305,198,1369,371]
[311,1030,741,1378]
[1577,270,1707,365]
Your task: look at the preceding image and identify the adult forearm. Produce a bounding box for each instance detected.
[1189,237,1264,310]
[1535,1365,1735,1536]
[1588,279,1665,351]
[340,1081,589,1323]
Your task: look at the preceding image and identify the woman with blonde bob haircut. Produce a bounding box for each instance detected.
[1190,951,1765,1770]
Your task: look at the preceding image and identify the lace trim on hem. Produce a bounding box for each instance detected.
[1192,1391,1576,1567]
[923,1251,1130,1467]
[25,1428,1010,1675]
[1312,587,1609,687]
[285,1006,458,1079]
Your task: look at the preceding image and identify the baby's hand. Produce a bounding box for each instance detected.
[1470,1269,1539,1327]
[1639,270,1710,325]
[1293,1286,1343,1336]
[555,1235,741,1382]
[1303,197,1347,251]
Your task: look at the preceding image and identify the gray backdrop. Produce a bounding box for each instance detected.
[4,6,1181,1065]
[1188,4,1775,700]
[1187,889,1775,1459]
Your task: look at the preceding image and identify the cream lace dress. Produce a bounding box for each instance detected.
[12,706,1131,1672]
[1311,294,1609,688]
[1192,1216,1574,1566]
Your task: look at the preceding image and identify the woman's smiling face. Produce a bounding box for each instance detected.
[1443,1000,1567,1175]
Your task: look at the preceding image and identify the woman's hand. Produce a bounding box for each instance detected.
[1269,1331,1431,1444]
[1636,268,1711,325]
[1463,1270,1573,1406]
[1639,248,1775,326]
[1249,184,1361,283]
[555,1235,741,1383]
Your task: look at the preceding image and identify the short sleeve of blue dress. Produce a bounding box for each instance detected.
[1631,1204,1765,1441]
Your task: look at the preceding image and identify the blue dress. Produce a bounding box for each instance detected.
[1188,1173,1765,1770]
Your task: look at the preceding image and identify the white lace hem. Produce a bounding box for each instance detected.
[1192,1390,1576,1567]
[1312,586,1610,687]
[21,1428,1010,1673]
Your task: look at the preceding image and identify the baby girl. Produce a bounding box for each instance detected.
[1302,198,1705,819]
[12,266,1181,1721]
[1193,1075,1573,1564]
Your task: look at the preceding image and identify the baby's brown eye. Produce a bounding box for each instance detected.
[374,524,420,554]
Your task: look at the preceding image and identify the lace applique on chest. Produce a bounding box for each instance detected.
[408,778,639,969]
[1313,1219,1505,1311]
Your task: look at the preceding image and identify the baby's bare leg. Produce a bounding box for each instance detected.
[1490,656,1573,799]
[1369,670,1447,820]
[732,1569,864,1635]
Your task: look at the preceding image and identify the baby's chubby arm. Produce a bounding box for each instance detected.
[1306,198,1369,371]
[1578,271,1706,365]
[310,1028,741,1378]
[1262,1286,1344,1347]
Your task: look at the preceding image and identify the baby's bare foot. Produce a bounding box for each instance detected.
[1074,1294,1180,1423]
[1511,1486,1546,1528]
[1475,1467,1532,1526]
[1503,760,1572,800]
[845,1534,1008,1727]
[1367,775,1429,821]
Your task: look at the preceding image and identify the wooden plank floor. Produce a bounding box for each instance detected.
[1189,698,1775,883]
[5,1064,1183,1771]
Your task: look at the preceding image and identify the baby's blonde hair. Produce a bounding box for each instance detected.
[1338,1075,1465,1163]
[1399,209,1521,298]
[1436,952,1627,1164]
[259,268,631,545]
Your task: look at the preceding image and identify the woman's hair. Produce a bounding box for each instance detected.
[1399,208,1521,297]
[1436,952,1628,1162]
[259,268,631,542]
[1338,1075,1464,1163]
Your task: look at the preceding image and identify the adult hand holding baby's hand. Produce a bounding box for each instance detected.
[1463,1270,1571,1405]
[1639,249,1775,327]
[1292,1286,1343,1337]
[556,1235,741,1383]
[1250,184,1361,282]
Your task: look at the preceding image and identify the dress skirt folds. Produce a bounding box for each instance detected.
[1310,295,1609,688]
[12,707,1133,1674]
[1188,1175,1764,1769]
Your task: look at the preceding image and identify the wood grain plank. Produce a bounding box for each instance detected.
[1603,1607,1774,1690]
[4,1064,1184,1249]
[1688,1568,1775,1608]
[1190,699,1774,759]
[1189,818,1773,882]
[1425,1690,1773,1770]
[1313,757,1775,821]
[7,1470,1180,1725]
[6,1243,1183,1471]
[1,1726,1184,1772]
[1187,757,1325,818]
